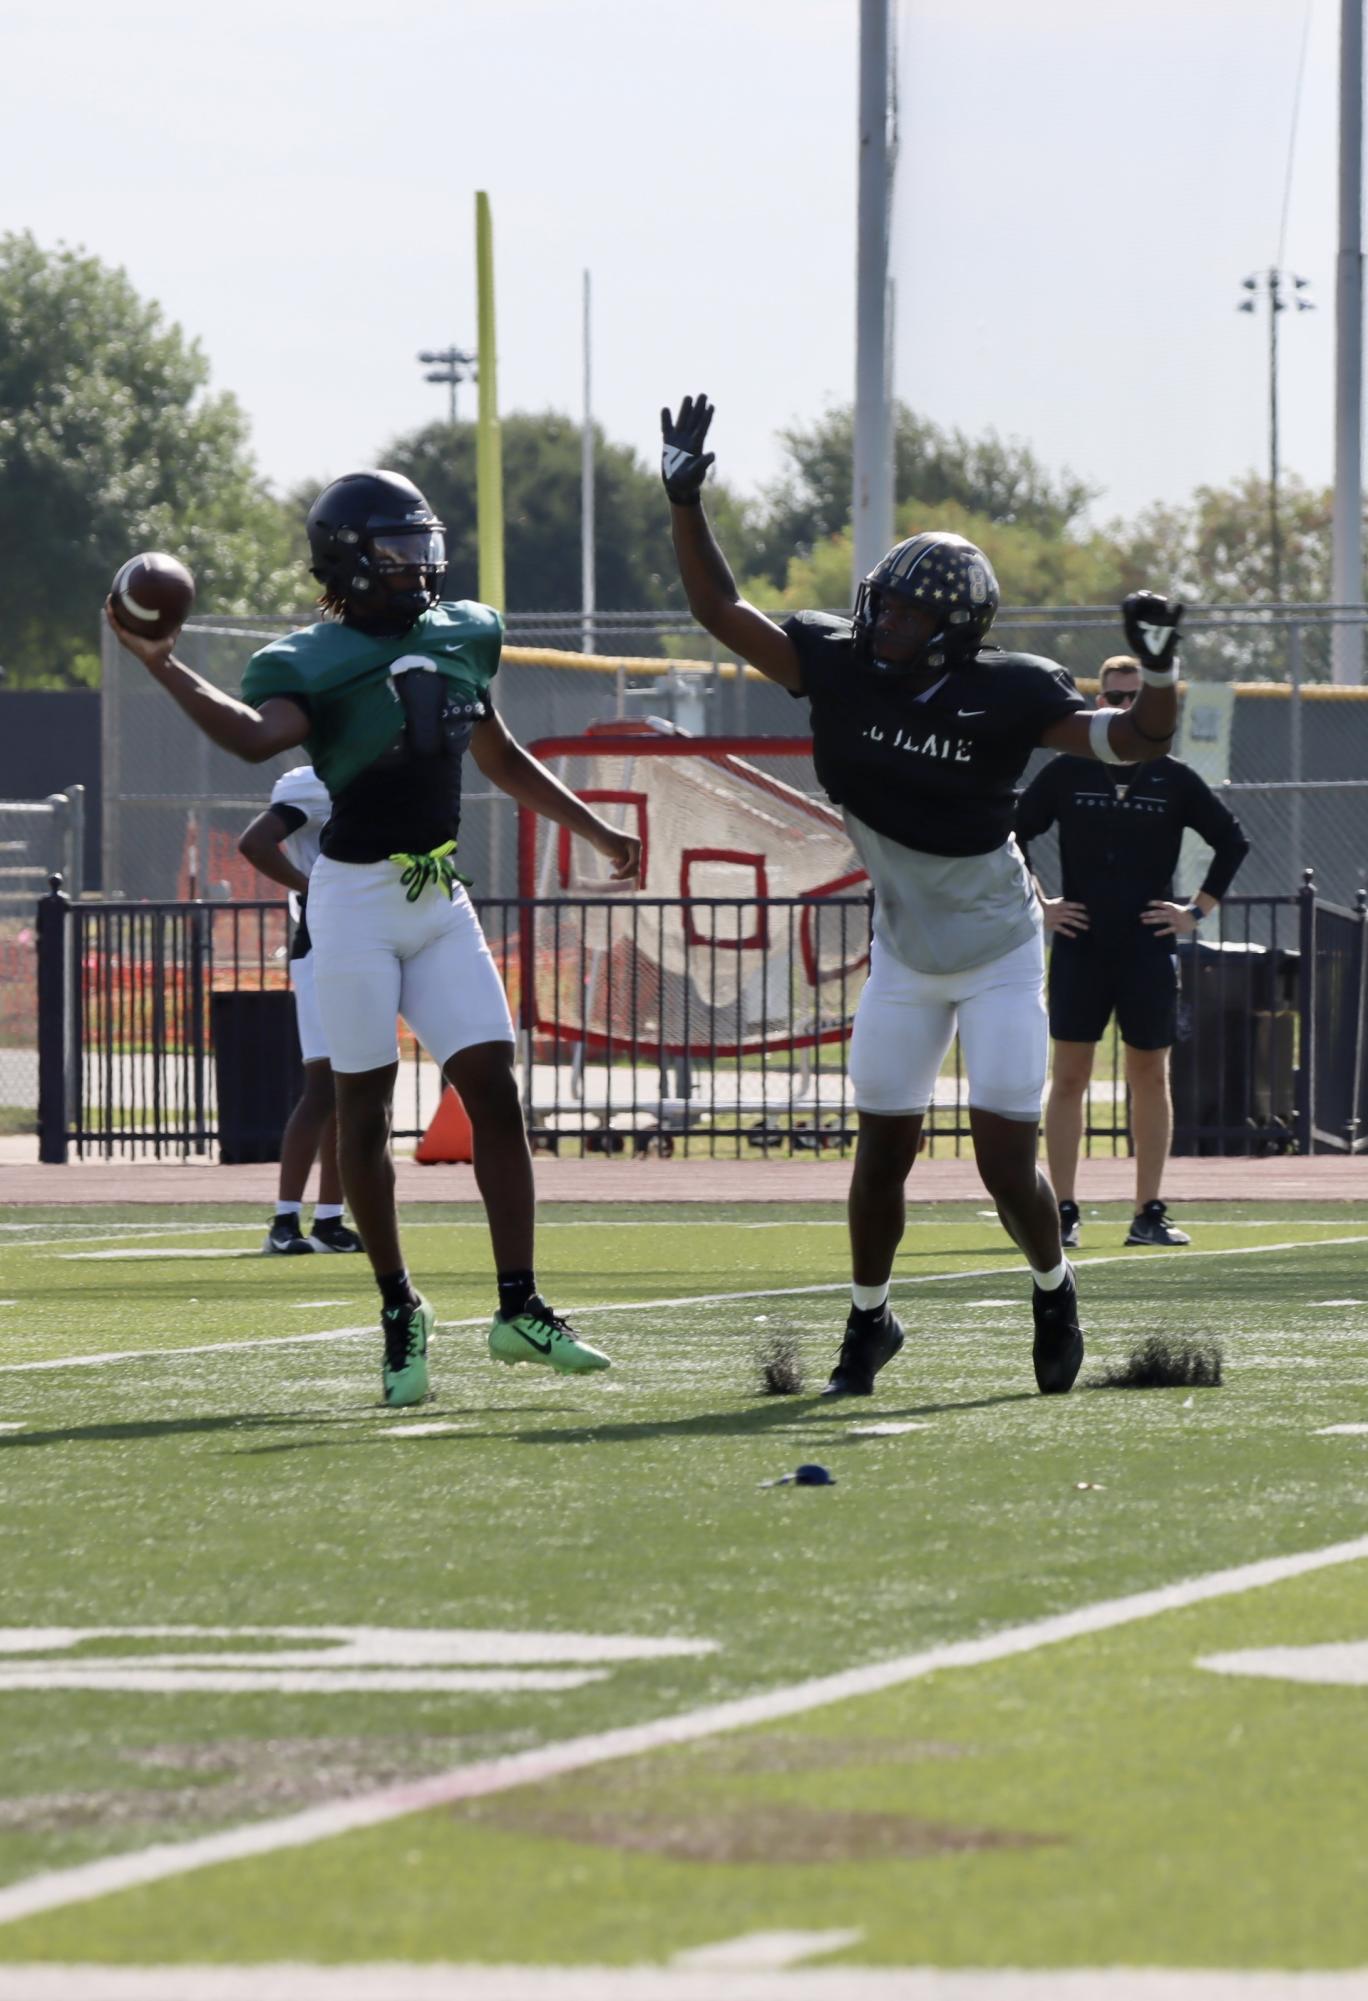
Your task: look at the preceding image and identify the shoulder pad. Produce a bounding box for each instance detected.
[269,764,331,817]
[976,647,1070,676]
[786,610,855,640]
[429,600,505,639]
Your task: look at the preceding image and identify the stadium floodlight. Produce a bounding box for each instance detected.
[1237,270,1314,601]
[416,345,476,426]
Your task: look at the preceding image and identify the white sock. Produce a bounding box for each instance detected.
[275,1200,303,1218]
[314,1204,344,1222]
[851,1280,891,1313]
[1031,1259,1070,1292]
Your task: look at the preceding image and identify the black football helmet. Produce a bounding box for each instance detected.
[852,532,1000,671]
[306,470,446,635]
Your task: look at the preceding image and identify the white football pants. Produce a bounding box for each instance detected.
[306,856,514,1075]
[849,929,1048,1123]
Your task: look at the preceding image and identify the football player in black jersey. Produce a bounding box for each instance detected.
[662,393,1181,1397]
[1017,653,1249,1249]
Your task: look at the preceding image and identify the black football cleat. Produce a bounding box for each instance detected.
[1125,1200,1191,1247]
[309,1216,364,1253]
[821,1305,905,1398]
[1032,1267,1085,1395]
[1057,1199,1081,1250]
[263,1212,314,1255]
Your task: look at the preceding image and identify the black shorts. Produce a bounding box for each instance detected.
[1048,933,1179,1050]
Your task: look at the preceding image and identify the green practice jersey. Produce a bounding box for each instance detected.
[241,601,503,797]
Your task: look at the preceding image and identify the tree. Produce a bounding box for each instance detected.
[378,413,752,649]
[0,233,301,689]
[743,402,1098,588]
[748,497,1126,679]
[1104,474,1336,679]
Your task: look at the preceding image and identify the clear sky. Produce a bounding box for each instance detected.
[1,0,1349,528]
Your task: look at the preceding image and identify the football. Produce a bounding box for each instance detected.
[109,551,196,641]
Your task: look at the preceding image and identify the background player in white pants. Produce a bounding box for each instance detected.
[662,391,1180,1400]
[237,765,362,1256]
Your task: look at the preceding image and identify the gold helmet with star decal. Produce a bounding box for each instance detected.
[852,532,1000,671]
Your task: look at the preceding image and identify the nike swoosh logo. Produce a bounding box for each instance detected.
[957,709,986,717]
[517,1328,553,1355]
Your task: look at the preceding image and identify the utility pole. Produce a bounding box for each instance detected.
[417,345,476,425]
[1333,0,1365,683]
[1238,269,1314,600]
[581,271,596,655]
[852,0,897,592]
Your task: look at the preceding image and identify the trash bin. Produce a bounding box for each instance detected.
[211,990,304,1164]
[1170,939,1298,1155]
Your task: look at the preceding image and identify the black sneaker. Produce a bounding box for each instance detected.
[309,1217,364,1253]
[263,1213,314,1255]
[1125,1200,1191,1247]
[1058,1199,1081,1251]
[821,1305,905,1398]
[1032,1267,1085,1395]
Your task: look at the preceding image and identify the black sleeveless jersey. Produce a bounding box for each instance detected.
[784,611,1085,858]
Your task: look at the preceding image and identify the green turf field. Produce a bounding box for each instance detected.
[0,1200,1365,1977]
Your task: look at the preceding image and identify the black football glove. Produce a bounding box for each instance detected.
[1122,591,1184,672]
[660,393,715,505]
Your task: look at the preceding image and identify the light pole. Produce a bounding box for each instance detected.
[852,0,897,592]
[1237,269,1314,600]
[417,345,477,425]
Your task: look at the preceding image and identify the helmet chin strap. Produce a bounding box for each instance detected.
[343,566,438,636]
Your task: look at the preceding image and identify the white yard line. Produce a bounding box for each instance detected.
[1,1969,1365,2000]
[59,1248,263,1261]
[4,1215,1361,1258]
[0,1532,1363,1929]
[672,1930,864,1970]
[2,1232,1366,1378]
[2,1225,268,1252]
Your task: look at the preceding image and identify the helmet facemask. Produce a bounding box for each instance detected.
[323,525,446,636]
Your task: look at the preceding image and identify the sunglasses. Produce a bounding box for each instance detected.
[1101,688,1139,706]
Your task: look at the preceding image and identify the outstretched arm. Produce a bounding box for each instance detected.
[471,710,641,881]
[1040,593,1182,764]
[104,603,310,764]
[662,394,803,693]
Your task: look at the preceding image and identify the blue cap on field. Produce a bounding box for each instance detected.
[794,1463,835,1486]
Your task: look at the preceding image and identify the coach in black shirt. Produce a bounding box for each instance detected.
[1016,654,1249,1249]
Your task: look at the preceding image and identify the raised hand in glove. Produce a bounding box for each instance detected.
[660,393,715,505]
[1122,591,1184,673]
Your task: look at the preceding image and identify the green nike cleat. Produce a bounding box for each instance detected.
[381,1295,433,1407]
[488,1296,611,1374]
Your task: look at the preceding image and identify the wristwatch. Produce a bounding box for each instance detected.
[1185,903,1206,923]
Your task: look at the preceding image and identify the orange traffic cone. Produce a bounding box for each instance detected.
[415,1086,474,1165]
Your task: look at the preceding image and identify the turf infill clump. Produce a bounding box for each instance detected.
[1093,1335,1224,1390]
[757,1330,805,1395]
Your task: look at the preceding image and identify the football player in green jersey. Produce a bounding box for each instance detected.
[106,470,639,1407]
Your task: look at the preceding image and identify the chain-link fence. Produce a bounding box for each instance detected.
[100,604,1368,903]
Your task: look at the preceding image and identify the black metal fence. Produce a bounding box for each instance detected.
[34,879,1368,1163]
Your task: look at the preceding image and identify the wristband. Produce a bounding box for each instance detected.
[1139,661,1180,687]
[1185,903,1205,923]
